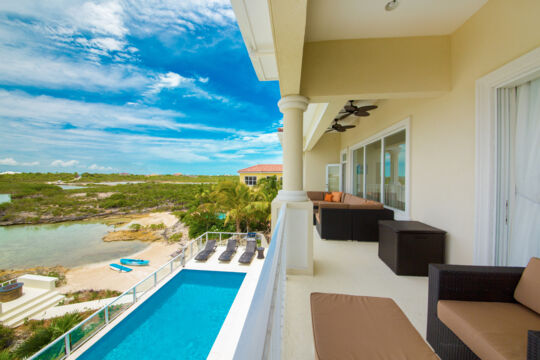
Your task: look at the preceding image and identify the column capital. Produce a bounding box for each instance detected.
[278,95,309,113]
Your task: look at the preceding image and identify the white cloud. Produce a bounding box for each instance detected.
[51,159,79,167]
[198,77,209,83]
[88,164,113,171]
[0,158,18,166]
[0,90,240,134]
[147,72,195,94]
[0,157,39,166]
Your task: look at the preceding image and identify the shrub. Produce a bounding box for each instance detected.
[129,223,141,231]
[15,327,53,358]
[0,350,13,360]
[49,313,82,338]
[0,325,14,350]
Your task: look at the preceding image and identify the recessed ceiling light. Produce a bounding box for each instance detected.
[385,0,399,11]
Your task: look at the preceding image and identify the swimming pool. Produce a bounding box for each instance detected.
[77,270,246,360]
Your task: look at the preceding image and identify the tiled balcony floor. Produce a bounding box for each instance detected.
[284,228,429,359]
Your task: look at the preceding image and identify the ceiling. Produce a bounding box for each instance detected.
[305,0,488,42]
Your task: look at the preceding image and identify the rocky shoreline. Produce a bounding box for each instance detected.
[0,207,163,226]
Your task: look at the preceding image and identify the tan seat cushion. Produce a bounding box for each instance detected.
[311,293,438,360]
[438,300,540,360]
[514,257,540,314]
[307,191,325,201]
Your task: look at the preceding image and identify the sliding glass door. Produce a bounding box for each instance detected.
[365,140,381,202]
[352,147,364,197]
[350,125,408,216]
[384,130,406,211]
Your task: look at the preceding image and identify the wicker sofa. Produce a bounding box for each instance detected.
[307,191,394,242]
[427,259,540,360]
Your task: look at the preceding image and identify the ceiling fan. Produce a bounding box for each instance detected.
[326,119,356,133]
[336,100,378,121]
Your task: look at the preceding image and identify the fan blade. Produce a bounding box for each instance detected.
[336,112,352,120]
[344,105,356,112]
[341,125,356,129]
[357,105,378,112]
[354,111,371,117]
[337,127,346,132]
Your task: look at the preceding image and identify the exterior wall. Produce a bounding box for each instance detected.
[303,133,340,191]
[307,0,540,264]
[239,172,283,186]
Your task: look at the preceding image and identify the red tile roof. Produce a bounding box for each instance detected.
[237,164,283,173]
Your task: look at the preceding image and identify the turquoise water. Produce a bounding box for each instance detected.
[0,194,10,204]
[0,222,147,268]
[58,185,86,190]
[217,212,226,220]
[79,270,245,360]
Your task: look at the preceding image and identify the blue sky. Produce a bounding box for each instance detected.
[0,0,282,175]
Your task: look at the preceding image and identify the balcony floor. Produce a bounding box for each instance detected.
[284,228,429,359]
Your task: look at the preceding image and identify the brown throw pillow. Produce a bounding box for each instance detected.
[324,193,333,202]
[331,192,343,202]
[514,257,540,314]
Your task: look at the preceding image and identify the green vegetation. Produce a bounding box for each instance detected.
[59,289,122,306]
[1,313,87,359]
[0,179,215,224]
[0,325,14,351]
[180,176,281,238]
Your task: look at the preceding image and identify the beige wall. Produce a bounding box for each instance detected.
[307,0,540,264]
[301,36,451,101]
[303,133,340,191]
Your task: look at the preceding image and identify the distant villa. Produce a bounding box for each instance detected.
[237,164,282,186]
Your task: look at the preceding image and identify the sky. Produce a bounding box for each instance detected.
[0,0,282,175]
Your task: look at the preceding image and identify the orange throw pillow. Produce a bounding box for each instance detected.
[324,193,333,202]
[331,192,343,202]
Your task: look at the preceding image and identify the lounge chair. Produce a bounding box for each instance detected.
[239,240,257,264]
[218,239,238,262]
[195,240,216,261]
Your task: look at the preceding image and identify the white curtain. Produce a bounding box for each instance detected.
[508,78,540,266]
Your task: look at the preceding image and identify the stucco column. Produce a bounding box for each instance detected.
[276,95,309,202]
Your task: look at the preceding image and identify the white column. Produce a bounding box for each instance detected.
[276,95,309,202]
[272,95,313,275]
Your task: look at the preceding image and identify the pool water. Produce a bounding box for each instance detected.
[78,270,246,360]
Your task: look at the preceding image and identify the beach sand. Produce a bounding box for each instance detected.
[58,240,180,293]
[121,212,178,228]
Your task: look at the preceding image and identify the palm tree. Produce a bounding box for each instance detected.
[212,181,254,233]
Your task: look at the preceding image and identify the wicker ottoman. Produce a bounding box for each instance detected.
[378,220,446,276]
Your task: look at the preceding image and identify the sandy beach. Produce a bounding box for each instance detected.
[58,240,180,293]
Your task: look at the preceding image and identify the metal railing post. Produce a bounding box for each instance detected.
[181,250,185,267]
[170,260,174,273]
[65,333,71,356]
[105,306,109,324]
[219,232,222,245]
[132,287,137,303]
[154,272,157,287]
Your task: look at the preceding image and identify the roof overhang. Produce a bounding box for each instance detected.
[230,0,278,81]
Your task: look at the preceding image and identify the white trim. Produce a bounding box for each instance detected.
[474,46,540,265]
[340,149,348,192]
[348,118,411,219]
[325,163,341,192]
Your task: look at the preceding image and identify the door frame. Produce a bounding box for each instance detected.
[325,163,341,192]
[475,46,540,265]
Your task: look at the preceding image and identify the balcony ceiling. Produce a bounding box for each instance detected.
[305,0,487,42]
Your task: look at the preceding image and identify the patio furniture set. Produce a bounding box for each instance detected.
[308,191,446,276]
[307,191,539,359]
[311,258,540,360]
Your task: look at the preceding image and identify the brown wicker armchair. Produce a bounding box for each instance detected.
[427,263,540,360]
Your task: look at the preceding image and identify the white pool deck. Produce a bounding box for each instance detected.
[283,228,429,359]
[68,245,264,359]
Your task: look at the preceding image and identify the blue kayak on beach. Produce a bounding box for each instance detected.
[109,263,132,272]
[120,258,149,266]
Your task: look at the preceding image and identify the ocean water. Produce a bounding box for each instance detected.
[78,270,246,360]
[0,222,147,268]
